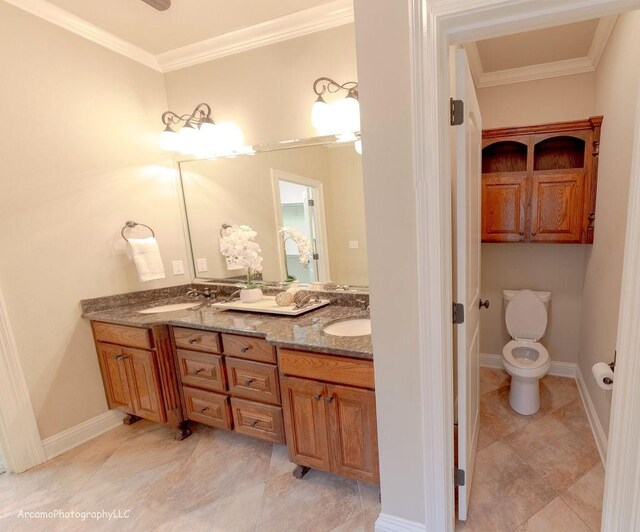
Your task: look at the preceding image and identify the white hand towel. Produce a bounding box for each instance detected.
[127,237,166,282]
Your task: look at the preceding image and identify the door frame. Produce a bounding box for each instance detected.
[0,284,46,473]
[403,0,640,530]
[270,168,332,282]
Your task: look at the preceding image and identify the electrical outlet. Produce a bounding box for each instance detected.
[172,260,185,275]
[349,240,359,249]
[196,258,208,272]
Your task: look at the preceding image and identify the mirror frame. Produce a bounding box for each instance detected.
[176,133,369,293]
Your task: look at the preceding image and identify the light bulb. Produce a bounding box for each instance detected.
[159,128,178,151]
[177,122,198,154]
[335,96,360,134]
[216,122,245,154]
[312,97,331,134]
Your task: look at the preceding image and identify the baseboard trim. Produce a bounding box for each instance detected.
[576,366,608,465]
[375,513,426,531]
[42,410,125,460]
[480,353,577,377]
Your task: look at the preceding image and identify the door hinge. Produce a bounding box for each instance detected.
[450,98,464,126]
[455,468,466,487]
[308,199,315,207]
[453,303,465,324]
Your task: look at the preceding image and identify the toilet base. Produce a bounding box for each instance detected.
[509,376,541,415]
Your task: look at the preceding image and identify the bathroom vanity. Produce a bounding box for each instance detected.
[82,287,378,484]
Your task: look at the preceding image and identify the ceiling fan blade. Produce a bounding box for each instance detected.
[141,0,171,11]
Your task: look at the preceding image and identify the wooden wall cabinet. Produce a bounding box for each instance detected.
[279,349,379,484]
[481,116,602,244]
[91,322,186,437]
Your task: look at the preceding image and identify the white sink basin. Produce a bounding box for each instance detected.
[323,319,371,337]
[138,302,201,314]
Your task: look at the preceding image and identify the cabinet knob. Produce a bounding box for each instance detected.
[245,378,256,386]
[479,299,490,310]
[200,407,209,414]
[313,393,322,401]
[519,231,525,236]
[251,420,259,427]
[240,346,253,353]
[194,368,206,375]
[188,336,200,344]
[326,394,335,404]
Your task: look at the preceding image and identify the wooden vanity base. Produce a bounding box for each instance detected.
[123,414,142,425]
[293,465,311,479]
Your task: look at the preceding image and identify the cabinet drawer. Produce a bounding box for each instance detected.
[93,322,152,350]
[227,357,280,405]
[182,387,231,430]
[222,334,275,363]
[231,398,285,444]
[173,327,221,353]
[278,349,374,390]
[177,349,226,393]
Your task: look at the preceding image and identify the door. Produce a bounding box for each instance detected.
[97,342,134,412]
[280,376,331,471]
[454,48,482,521]
[530,171,585,243]
[326,384,379,484]
[272,170,331,283]
[124,347,165,423]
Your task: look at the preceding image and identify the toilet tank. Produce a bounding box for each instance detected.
[503,289,551,311]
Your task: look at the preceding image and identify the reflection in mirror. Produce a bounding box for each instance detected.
[179,137,368,289]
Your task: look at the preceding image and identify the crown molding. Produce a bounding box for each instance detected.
[3,0,160,70]
[3,0,353,74]
[156,0,354,72]
[588,15,618,66]
[466,15,618,89]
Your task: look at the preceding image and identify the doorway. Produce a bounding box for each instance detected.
[271,169,331,283]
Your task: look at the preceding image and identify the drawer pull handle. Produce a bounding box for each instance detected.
[326,394,335,404]
[250,420,259,427]
[188,336,201,344]
[240,346,253,353]
[314,393,322,401]
[245,378,256,386]
[114,354,129,361]
[200,407,209,414]
[194,368,206,375]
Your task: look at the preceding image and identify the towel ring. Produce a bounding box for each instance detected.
[219,223,232,237]
[121,220,155,242]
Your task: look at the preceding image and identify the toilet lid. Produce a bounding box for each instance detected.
[505,289,547,341]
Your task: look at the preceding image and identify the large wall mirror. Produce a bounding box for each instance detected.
[178,136,368,289]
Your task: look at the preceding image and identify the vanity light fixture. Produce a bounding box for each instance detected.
[311,77,360,137]
[159,103,249,158]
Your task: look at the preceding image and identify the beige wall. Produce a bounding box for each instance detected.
[0,3,188,439]
[579,11,640,435]
[163,24,358,147]
[354,0,426,524]
[477,73,596,363]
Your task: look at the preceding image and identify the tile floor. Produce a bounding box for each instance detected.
[0,368,602,532]
[0,422,380,531]
[458,368,604,531]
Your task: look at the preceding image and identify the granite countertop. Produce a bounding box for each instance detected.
[83,296,373,359]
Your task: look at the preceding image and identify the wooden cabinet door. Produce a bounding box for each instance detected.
[97,342,134,413]
[481,174,527,242]
[124,347,166,423]
[530,172,584,243]
[280,376,330,471]
[326,384,379,484]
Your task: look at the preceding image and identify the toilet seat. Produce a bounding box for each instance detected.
[502,340,549,372]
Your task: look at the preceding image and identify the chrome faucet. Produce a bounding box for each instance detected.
[186,287,217,299]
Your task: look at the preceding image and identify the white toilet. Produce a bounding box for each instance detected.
[502,289,552,415]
